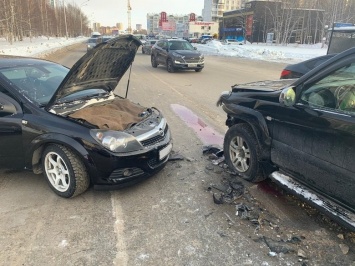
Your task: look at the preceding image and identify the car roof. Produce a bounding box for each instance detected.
[0,55,55,68]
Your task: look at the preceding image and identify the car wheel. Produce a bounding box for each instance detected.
[167,59,175,73]
[223,124,266,182]
[195,69,202,72]
[151,55,158,68]
[42,144,90,198]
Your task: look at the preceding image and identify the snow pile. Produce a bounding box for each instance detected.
[0,36,88,57]
[0,36,328,64]
[195,40,327,63]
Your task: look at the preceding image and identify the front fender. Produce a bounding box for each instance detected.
[26,133,96,176]
[223,103,271,153]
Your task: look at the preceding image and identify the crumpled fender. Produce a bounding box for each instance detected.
[222,103,271,156]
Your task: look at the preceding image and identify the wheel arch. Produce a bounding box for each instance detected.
[223,104,271,160]
[28,133,94,179]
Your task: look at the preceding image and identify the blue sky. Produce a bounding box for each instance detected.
[74,0,205,28]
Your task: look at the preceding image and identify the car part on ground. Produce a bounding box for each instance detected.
[150,39,204,73]
[218,47,355,231]
[0,35,172,198]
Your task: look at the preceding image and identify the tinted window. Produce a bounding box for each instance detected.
[300,63,355,115]
[168,41,194,51]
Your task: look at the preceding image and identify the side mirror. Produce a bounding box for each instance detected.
[279,86,296,107]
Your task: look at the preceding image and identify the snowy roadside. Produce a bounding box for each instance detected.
[0,36,88,58]
[195,40,328,64]
[0,36,328,64]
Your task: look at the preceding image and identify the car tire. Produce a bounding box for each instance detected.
[223,124,266,182]
[167,59,175,73]
[42,144,90,198]
[195,69,202,72]
[151,55,158,68]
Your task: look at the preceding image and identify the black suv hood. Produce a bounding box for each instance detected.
[46,35,141,109]
[232,79,296,92]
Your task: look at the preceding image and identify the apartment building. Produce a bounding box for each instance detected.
[202,0,247,22]
[146,13,203,36]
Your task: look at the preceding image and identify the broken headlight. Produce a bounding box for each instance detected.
[90,130,143,153]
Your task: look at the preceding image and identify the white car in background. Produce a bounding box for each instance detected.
[222,39,244,45]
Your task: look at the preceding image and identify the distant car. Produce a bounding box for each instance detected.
[87,37,101,51]
[188,38,199,43]
[0,35,172,198]
[150,39,204,73]
[280,23,355,79]
[222,39,243,45]
[200,38,212,44]
[280,54,335,79]
[101,36,113,42]
[218,47,355,231]
[142,40,158,55]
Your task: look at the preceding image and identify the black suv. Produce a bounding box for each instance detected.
[218,47,355,230]
[150,39,204,73]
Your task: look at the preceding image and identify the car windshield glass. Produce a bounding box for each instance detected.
[0,63,68,105]
[168,41,194,51]
[88,38,97,43]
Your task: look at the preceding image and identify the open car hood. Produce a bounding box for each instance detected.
[46,35,141,110]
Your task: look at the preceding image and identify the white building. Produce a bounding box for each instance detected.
[202,0,247,22]
[188,21,219,38]
[147,13,203,36]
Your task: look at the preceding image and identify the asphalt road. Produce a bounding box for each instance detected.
[0,43,354,266]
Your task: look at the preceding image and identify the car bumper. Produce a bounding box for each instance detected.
[87,132,173,189]
[173,61,204,70]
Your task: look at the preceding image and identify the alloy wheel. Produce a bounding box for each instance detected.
[229,136,250,172]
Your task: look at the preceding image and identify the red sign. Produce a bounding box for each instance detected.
[162,21,176,31]
[193,22,214,26]
[246,15,253,36]
[160,12,167,22]
[189,13,196,22]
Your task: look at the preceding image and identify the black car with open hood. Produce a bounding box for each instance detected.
[218,47,355,231]
[0,35,172,198]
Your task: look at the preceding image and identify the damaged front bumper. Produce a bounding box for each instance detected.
[91,128,172,190]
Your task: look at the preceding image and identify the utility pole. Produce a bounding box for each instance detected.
[127,0,132,34]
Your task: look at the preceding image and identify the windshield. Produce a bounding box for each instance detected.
[168,41,194,51]
[0,62,68,105]
[88,38,98,43]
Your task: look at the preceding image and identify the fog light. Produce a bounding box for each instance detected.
[123,169,133,177]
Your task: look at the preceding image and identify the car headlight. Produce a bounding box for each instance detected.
[90,130,143,153]
[199,54,204,60]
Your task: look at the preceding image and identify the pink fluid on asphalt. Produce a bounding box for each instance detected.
[171,104,224,147]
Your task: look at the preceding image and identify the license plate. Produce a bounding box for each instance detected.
[188,63,197,67]
[159,143,172,160]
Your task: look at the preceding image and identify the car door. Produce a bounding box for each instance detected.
[271,57,355,210]
[0,86,24,169]
[156,40,168,65]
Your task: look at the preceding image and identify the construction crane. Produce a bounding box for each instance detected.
[127,0,132,34]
